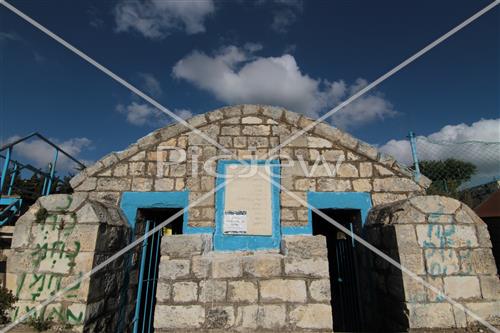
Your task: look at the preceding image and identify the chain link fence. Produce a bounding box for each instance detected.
[382,133,500,201]
[414,136,500,193]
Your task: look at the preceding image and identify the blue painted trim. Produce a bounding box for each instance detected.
[120,191,212,234]
[282,192,372,235]
[214,160,281,251]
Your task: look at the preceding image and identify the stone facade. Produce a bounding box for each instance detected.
[360,195,500,331]
[6,194,131,332]
[69,105,429,230]
[154,234,333,332]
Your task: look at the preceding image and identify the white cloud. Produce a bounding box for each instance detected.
[271,8,298,33]
[172,45,396,126]
[256,0,303,33]
[138,72,162,98]
[117,102,192,126]
[380,119,500,184]
[2,136,93,173]
[113,0,215,39]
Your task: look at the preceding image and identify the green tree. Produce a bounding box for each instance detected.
[420,159,476,196]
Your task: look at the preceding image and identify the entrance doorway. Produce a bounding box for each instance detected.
[133,208,182,333]
[312,209,364,332]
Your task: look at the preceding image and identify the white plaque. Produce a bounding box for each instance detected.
[223,210,247,234]
[223,164,273,236]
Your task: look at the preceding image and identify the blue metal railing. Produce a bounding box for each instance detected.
[0,132,86,225]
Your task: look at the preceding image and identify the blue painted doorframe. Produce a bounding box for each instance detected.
[282,192,372,235]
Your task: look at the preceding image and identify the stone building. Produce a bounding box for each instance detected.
[6,105,500,332]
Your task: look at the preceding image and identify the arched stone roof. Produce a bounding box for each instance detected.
[70,104,430,189]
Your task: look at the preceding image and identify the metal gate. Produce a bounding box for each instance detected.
[331,221,363,332]
[133,220,162,333]
[313,209,364,332]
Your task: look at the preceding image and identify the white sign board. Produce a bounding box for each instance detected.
[223,164,273,236]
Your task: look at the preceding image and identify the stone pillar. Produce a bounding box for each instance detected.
[6,194,131,332]
[362,195,500,331]
[154,234,333,332]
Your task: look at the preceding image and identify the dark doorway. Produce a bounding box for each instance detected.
[312,209,364,332]
[133,208,182,333]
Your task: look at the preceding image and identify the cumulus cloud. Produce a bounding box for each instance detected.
[113,0,215,39]
[2,136,93,173]
[138,72,163,98]
[117,102,192,127]
[256,0,303,33]
[172,45,396,126]
[380,119,500,184]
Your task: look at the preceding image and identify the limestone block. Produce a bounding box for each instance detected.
[337,163,359,177]
[480,276,500,300]
[371,193,407,206]
[206,306,235,329]
[357,142,378,160]
[161,235,205,258]
[207,110,224,122]
[242,116,262,124]
[220,126,240,136]
[156,282,171,302]
[96,177,131,191]
[359,162,373,177]
[408,303,455,328]
[154,178,174,191]
[352,179,372,192]
[289,304,333,330]
[158,259,190,280]
[243,255,282,277]
[154,305,205,329]
[212,256,242,278]
[258,305,287,329]
[199,280,227,302]
[172,281,198,303]
[188,114,208,127]
[317,179,352,191]
[443,276,481,300]
[409,196,460,214]
[309,279,331,302]
[373,177,420,192]
[374,164,394,176]
[284,257,329,278]
[424,248,459,276]
[281,191,306,208]
[282,235,327,258]
[131,177,153,191]
[461,248,497,275]
[228,281,258,302]
[260,279,307,302]
[307,136,332,148]
[464,301,500,324]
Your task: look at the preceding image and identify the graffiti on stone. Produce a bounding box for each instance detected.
[12,196,85,324]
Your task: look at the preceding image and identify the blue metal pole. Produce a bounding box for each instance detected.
[146,224,161,333]
[45,149,59,195]
[408,131,421,182]
[142,223,156,333]
[7,163,18,196]
[133,221,150,333]
[0,147,12,195]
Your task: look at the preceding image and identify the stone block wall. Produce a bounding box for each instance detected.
[360,195,500,331]
[7,194,131,332]
[70,104,428,231]
[154,234,333,332]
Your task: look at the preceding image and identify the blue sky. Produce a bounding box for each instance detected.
[0,0,499,176]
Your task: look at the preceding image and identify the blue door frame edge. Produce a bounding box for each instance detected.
[120,191,213,234]
[282,192,372,235]
[214,160,281,251]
